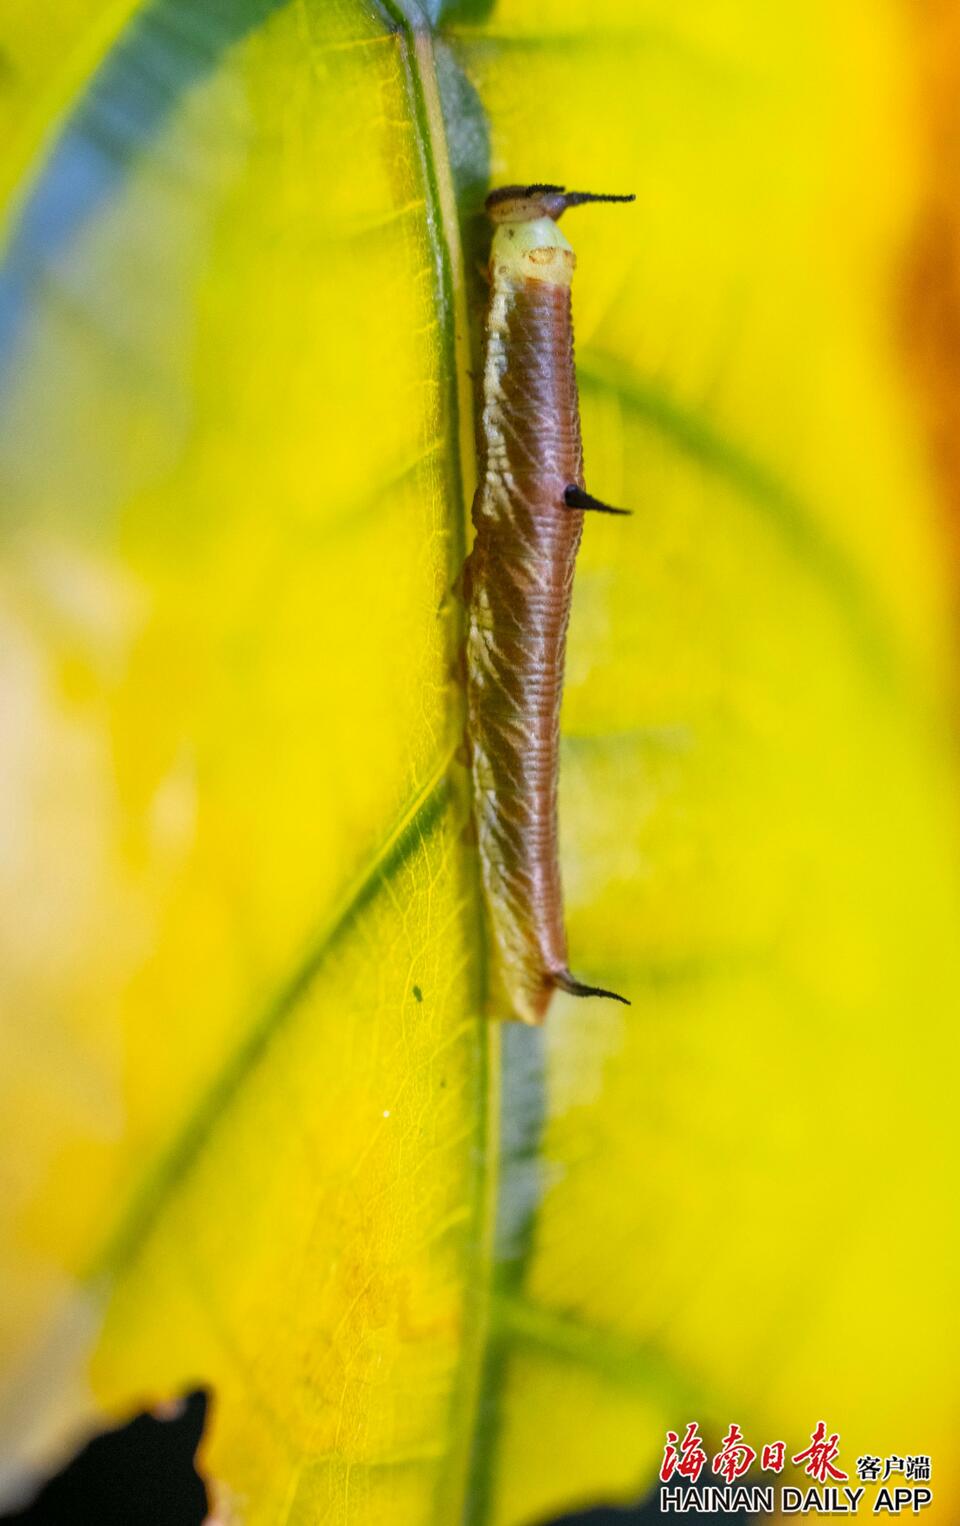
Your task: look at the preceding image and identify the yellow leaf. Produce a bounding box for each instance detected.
[2,0,960,1522]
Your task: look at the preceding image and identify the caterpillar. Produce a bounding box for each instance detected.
[463,183,634,1025]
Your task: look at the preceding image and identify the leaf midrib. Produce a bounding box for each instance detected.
[377,11,504,1526]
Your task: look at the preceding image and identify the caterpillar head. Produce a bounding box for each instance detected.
[486,183,635,286]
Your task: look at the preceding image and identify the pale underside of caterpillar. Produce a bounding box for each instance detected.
[463,184,634,1024]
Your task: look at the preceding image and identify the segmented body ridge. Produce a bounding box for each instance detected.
[465,260,584,1023]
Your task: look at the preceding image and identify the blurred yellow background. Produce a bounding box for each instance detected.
[1,0,959,1522]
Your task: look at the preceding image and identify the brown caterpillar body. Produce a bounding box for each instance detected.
[464,184,634,1024]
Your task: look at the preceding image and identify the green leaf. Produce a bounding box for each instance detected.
[2,1,960,1523]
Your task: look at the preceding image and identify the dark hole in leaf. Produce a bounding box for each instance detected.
[0,1387,210,1525]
